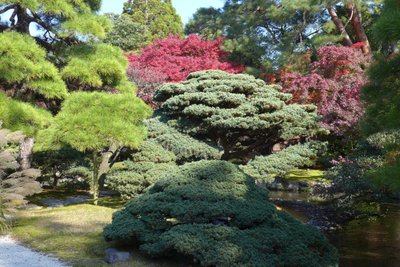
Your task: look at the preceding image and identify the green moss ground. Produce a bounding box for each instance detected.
[11,204,192,267]
[284,169,330,183]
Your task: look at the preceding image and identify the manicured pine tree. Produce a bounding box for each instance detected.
[154,70,324,180]
[0,1,149,199]
[104,160,338,266]
[0,1,136,168]
[36,92,152,204]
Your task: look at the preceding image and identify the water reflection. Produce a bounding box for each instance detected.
[269,191,400,267]
[327,204,400,267]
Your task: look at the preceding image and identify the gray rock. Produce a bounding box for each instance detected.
[287,182,300,191]
[105,248,131,264]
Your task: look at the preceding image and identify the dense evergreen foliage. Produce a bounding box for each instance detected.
[0,32,67,99]
[104,160,338,266]
[146,118,221,163]
[155,70,322,164]
[242,142,323,183]
[104,13,148,52]
[356,0,400,192]
[107,140,177,199]
[0,93,51,137]
[0,0,130,99]
[106,117,224,199]
[0,1,152,202]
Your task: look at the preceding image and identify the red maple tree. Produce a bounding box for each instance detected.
[280,44,370,135]
[127,35,244,107]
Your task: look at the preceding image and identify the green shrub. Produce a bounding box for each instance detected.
[107,141,178,198]
[104,160,338,266]
[318,130,400,203]
[241,142,324,183]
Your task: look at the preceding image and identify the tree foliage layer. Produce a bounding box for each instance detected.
[155,70,322,165]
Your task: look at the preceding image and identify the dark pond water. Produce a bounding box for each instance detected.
[269,191,400,267]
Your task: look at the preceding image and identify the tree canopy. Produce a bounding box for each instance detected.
[359,0,400,192]
[36,92,152,203]
[154,70,322,163]
[127,34,244,107]
[185,0,381,68]
[119,0,183,50]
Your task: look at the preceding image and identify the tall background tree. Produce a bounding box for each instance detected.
[107,0,183,51]
[185,0,381,69]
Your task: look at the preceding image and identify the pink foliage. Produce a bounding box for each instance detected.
[128,34,244,82]
[127,62,168,108]
[281,45,370,135]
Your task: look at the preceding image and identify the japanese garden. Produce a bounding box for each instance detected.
[0,0,399,266]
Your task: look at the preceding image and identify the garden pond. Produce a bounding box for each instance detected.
[269,191,400,267]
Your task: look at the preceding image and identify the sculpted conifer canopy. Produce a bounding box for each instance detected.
[155,70,322,163]
[104,160,338,266]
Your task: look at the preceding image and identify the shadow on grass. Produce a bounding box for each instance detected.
[27,189,127,209]
[12,204,194,267]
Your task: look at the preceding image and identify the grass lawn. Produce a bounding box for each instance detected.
[11,204,191,267]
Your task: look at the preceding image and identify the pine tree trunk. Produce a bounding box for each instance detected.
[98,143,119,190]
[346,2,371,54]
[18,137,34,170]
[327,6,353,47]
[92,152,99,206]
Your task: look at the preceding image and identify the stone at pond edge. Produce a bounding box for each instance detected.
[105,248,131,264]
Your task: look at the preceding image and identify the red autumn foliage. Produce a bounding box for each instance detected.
[128,34,244,83]
[280,45,370,135]
[126,35,244,108]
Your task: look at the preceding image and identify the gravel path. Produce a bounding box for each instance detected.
[0,235,70,267]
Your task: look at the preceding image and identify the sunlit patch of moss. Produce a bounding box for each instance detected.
[284,169,330,183]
